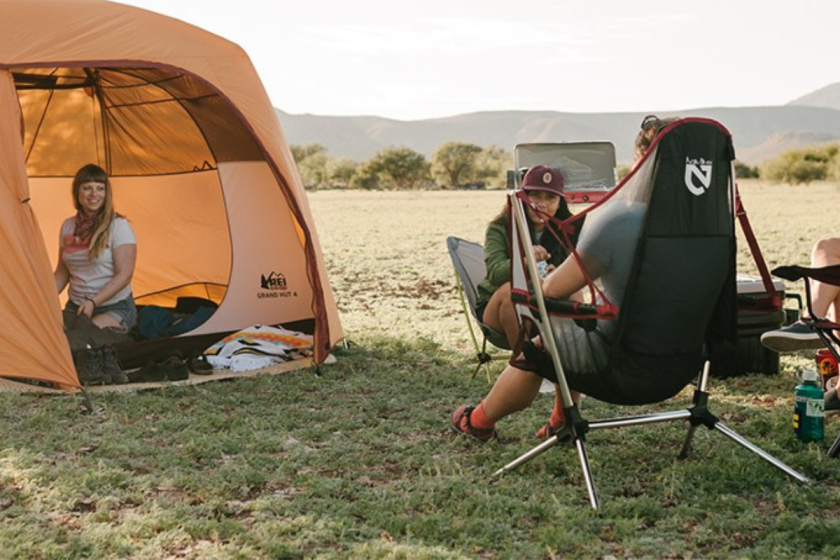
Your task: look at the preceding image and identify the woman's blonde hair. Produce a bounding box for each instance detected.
[72,163,116,259]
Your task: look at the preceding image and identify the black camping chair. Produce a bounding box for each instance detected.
[446,236,512,380]
[495,119,808,509]
[770,264,840,457]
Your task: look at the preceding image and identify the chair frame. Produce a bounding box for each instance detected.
[494,129,809,509]
[446,237,511,381]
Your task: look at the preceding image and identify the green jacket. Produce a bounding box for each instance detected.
[476,218,567,310]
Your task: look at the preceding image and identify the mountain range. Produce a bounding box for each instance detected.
[276,83,840,166]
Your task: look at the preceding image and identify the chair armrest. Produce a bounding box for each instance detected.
[773,264,840,287]
[511,291,600,316]
[543,297,600,316]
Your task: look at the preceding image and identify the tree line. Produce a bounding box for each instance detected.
[292,141,840,190]
[291,142,512,190]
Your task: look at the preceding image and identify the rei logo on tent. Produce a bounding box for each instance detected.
[684,157,713,196]
[259,271,297,299]
[261,272,287,291]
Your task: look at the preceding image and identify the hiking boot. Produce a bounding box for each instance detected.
[450,404,497,442]
[101,346,128,384]
[760,321,825,353]
[74,348,107,385]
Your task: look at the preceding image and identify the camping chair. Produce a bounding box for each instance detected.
[494,118,808,509]
[769,264,840,458]
[446,236,512,380]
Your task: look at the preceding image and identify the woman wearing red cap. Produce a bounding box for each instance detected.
[476,165,577,348]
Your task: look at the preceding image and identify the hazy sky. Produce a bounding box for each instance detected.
[118,0,840,121]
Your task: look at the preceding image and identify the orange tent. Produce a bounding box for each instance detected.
[0,0,343,390]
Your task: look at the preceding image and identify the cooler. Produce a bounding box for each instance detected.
[713,274,786,378]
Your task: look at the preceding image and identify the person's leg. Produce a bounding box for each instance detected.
[454,300,605,441]
[481,365,544,421]
[534,385,576,439]
[91,296,137,332]
[809,238,840,321]
[92,313,124,330]
[451,364,543,441]
[482,282,520,347]
[761,237,840,352]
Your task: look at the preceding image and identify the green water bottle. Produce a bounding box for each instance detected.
[794,369,824,442]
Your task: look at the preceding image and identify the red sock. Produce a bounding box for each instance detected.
[550,397,565,428]
[470,402,495,429]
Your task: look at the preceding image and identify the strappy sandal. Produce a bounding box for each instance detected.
[534,420,566,439]
[451,404,497,442]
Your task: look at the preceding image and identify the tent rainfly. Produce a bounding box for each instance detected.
[0,0,343,390]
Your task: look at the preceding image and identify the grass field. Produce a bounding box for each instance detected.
[3,180,840,558]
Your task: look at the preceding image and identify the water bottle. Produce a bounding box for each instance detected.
[794,369,824,442]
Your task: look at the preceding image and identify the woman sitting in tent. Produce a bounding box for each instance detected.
[53,164,137,333]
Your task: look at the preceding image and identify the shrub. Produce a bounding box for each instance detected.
[760,143,840,184]
[734,160,759,179]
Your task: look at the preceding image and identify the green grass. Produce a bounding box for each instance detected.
[4,337,840,558]
[4,182,840,558]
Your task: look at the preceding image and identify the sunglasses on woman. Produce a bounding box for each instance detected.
[640,114,660,131]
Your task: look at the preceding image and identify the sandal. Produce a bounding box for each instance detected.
[451,404,497,442]
[535,409,566,439]
[534,421,566,439]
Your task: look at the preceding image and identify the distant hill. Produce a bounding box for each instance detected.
[737,132,840,166]
[276,89,840,166]
[788,82,840,111]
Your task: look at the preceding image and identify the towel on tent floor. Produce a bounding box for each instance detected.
[203,325,314,372]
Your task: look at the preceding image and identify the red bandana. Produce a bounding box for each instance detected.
[73,211,96,245]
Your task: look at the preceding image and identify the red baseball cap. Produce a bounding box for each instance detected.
[521,165,565,196]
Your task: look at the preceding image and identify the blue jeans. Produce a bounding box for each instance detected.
[65,295,138,332]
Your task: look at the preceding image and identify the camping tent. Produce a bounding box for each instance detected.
[0,0,343,390]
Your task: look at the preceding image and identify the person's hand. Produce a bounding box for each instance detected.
[77,299,95,318]
[533,245,551,262]
[544,264,556,275]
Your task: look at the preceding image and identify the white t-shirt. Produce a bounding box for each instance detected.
[60,216,136,306]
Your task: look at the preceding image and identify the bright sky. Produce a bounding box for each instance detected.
[118,0,840,121]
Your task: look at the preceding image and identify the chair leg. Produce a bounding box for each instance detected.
[713,421,810,484]
[492,432,601,509]
[472,338,493,382]
[828,433,840,458]
[688,362,810,482]
[491,406,601,508]
[678,425,698,460]
[492,435,561,477]
[575,438,600,509]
